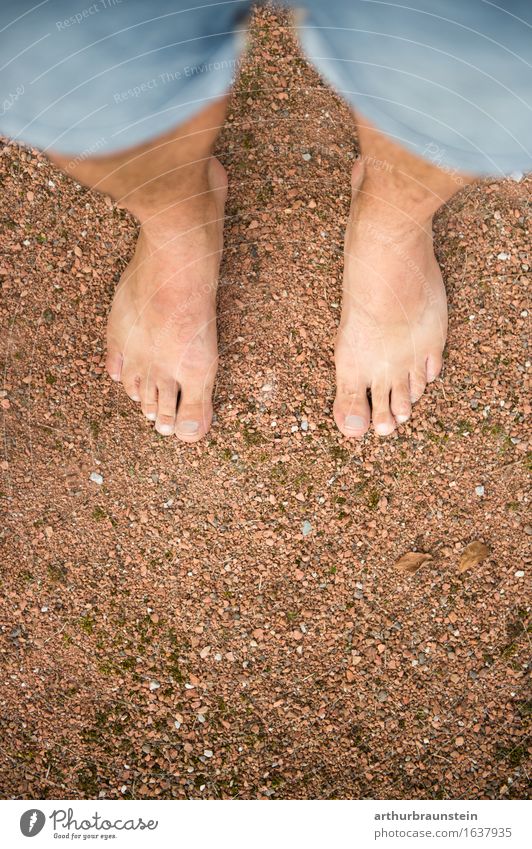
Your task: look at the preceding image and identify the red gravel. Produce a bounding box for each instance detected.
[0,7,530,800]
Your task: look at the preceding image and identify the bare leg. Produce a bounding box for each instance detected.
[50,97,229,442]
[334,114,474,438]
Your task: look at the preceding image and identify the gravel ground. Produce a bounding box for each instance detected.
[0,7,530,800]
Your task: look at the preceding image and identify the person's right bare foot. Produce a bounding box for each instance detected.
[105,156,227,442]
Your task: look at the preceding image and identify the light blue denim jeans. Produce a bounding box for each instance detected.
[1,1,531,175]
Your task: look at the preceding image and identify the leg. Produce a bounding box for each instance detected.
[296,0,530,437]
[50,98,228,442]
[334,115,473,437]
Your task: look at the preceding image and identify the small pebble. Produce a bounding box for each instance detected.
[149,681,160,691]
[89,471,103,485]
[302,520,312,536]
[515,570,524,578]
[203,749,213,758]
[475,485,485,497]
[302,152,311,161]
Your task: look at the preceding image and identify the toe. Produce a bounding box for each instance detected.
[391,380,412,424]
[426,351,443,383]
[333,382,371,438]
[174,372,215,443]
[175,402,209,443]
[106,350,123,382]
[141,375,158,422]
[409,368,427,403]
[370,381,396,436]
[155,378,178,436]
[122,372,141,402]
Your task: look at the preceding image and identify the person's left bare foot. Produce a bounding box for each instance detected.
[334,162,448,438]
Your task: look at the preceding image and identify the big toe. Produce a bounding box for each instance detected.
[174,374,215,443]
[334,380,371,438]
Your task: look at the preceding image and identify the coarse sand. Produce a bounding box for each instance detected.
[0,7,530,800]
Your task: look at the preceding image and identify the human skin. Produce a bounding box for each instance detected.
[50,98,472,441]
[334,114,473,437]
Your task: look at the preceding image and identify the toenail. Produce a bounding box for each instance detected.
[176,420,199,435]
[157,422,174,435]
[375,422,394,436]
[345,414,365,431]
[146,412,156,421]
[396,414,409,424]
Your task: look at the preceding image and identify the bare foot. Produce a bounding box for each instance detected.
[105,157,227,442]
[334,162,448,437]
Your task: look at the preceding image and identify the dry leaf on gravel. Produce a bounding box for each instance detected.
[458,541,490,573]
[395,552,433,573]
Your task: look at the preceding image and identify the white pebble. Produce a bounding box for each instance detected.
[89,471,103,485]
[497,252,509,260]
[515,570,524,578]
[475,485,485,497]
[148,680,160,691]
[302,152,311,161]
[203,749,213,758]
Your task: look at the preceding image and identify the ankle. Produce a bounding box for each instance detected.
[351,193,435,245]
[125,159,214,225]
[141,191,218,237]
[353,163,444,234]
